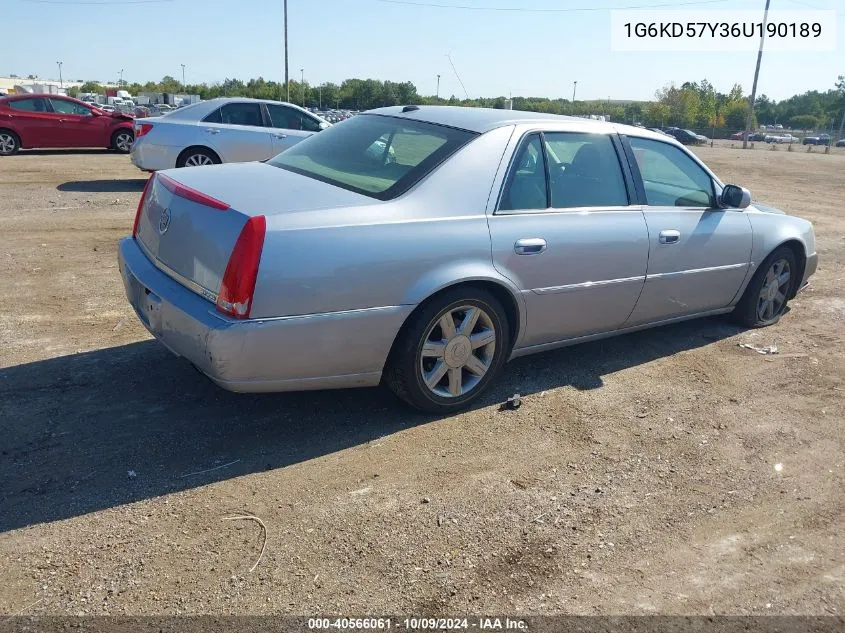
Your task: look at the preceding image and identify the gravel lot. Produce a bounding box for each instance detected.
[0,144,843,616]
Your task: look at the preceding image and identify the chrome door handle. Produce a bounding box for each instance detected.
[273,133,287,139]
[514,238,547,255]
[659,230,680,244]
[205,128,220,134]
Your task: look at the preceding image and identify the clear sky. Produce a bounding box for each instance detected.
[5,0,843,102]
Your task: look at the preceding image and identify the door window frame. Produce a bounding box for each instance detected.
[495,130,637,215]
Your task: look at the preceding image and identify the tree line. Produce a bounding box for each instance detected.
[70,74,845,132]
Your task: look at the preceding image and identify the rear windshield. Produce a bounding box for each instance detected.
[268,114,477,200]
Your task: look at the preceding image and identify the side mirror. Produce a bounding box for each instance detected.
[720,184,751,209]
[318,121,330,130]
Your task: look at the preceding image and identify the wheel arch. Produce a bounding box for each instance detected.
[776,238,807,299]
[388,276,525,366]
[176,145,222,167]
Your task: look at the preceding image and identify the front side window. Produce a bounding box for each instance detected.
[9,98,48,113]
[629,136,714,207]
[268,114,476,200]
[203,103,264,127]
[49,99,92,115]
[266,104,322,132]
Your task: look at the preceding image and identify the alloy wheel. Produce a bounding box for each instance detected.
[185,153,214,166]
[757,258,791,321]
[115,133,133,152]
[0,133,16,154]
[418,305,497,398]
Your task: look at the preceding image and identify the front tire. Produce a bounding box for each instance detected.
[733,246,798,328]
[384,287,510,413]
[111,129,134,153]
[0,130,20,156]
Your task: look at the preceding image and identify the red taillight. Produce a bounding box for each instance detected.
[216,216,266,319]
[135,123,153,138]
[157,173,229,210]
[132,176,153,238]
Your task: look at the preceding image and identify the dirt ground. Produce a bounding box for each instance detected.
[0,143,843,617]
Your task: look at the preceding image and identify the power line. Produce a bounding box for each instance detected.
[376,0,730,12]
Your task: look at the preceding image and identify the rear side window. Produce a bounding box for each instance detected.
[9,98,48,112]
[268,114,476,200]
[499,132,628,211]
[628,136,715,207]
[266,104,322,132]
[202,103,263,127]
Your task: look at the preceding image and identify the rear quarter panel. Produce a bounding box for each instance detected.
[249,125,523,323]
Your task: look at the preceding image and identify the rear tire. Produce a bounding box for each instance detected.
[0,130,20,156]
[111,129,134,153]
[384,287,510,413]
[176,147,220,168]
[732,246,798,328]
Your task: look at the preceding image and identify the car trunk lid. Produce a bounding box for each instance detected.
[134,162,376,305]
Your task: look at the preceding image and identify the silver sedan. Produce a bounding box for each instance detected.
[119,106,817,412]
[130,97,329,171]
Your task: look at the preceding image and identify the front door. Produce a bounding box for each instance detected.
[47,98,105,147]
[488,131,650,348]
[264,103,317,154]
[623,136,752,325]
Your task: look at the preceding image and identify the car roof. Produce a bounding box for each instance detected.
[366,105,581,133]
[365,105,679,144]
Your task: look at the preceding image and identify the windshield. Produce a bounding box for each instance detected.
[268,114,477,200]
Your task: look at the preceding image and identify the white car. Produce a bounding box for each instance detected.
[130,97,329,171]
[765,134,798,144]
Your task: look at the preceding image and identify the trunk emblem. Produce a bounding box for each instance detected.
[158,207,171,235]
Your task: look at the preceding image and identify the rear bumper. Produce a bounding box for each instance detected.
[130,139,177,171]
[118,237,413,393]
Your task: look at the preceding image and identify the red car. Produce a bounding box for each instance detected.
[0,93,135,156]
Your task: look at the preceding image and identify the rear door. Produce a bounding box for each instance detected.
[488,130,649,348]
[264,103,319,154]
[623,135,752,325]
[6,97,53,147]
[47,98,106,147]
[200,102,273,162]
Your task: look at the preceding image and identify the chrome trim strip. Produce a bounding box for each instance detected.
[244,305,408,324]
[136,238,219,303]
[532,275,645,295]
[646,262,748,281]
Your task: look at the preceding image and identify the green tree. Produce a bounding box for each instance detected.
[78,81,104,94]
[789,114,818,130]
[724,100,754,130]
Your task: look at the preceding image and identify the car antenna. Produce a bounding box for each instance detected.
[402,105,420,113]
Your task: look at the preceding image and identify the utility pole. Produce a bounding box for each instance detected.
[572,81,577,103]
[318,84,322,110]
[300,68,305,106]
[743,0,771,149]
[284,0,289,102]
[181,64,185,89]
[56,61,63,88]
[436,74,440,99]
[119,68,124,86]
